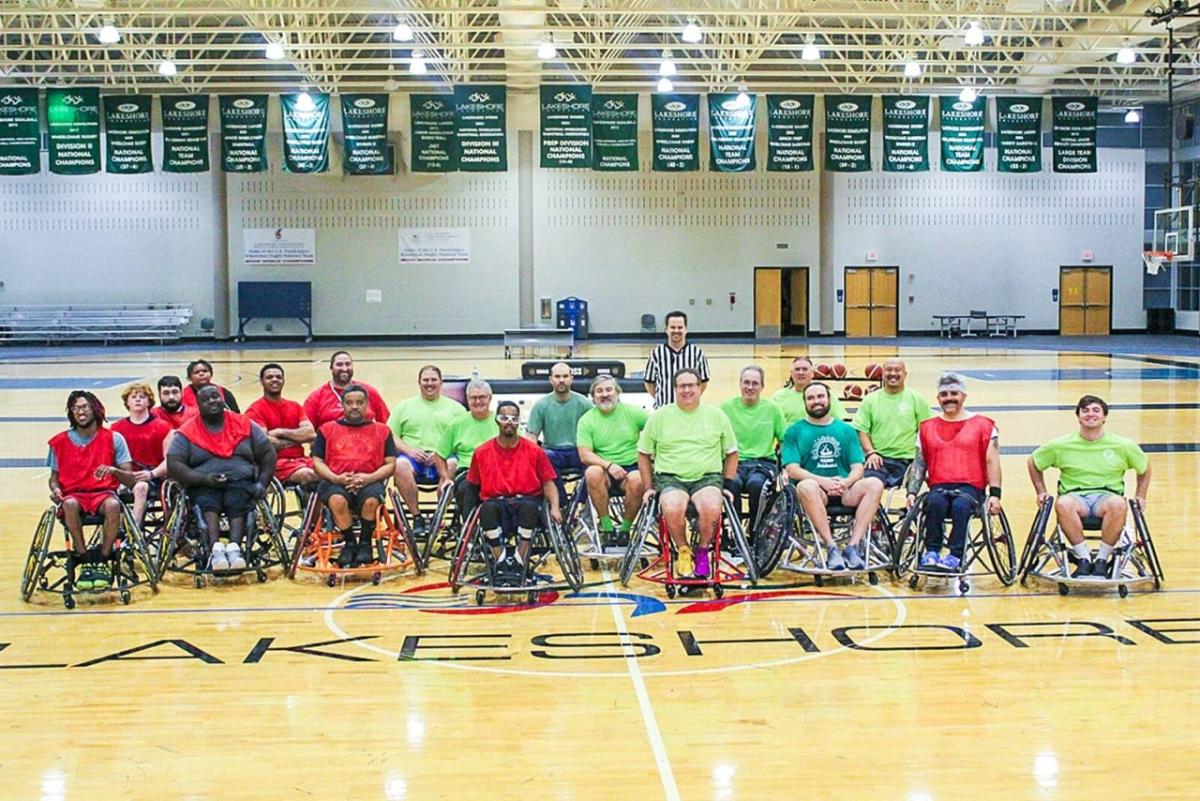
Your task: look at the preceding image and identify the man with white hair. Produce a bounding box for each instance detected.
[576,374,648,546]
[905,372,1002,572]
[436,378,498,518]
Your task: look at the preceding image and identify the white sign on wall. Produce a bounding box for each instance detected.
[243,228,316,264]
[399,227,471,264]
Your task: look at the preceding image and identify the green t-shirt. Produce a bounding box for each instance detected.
[638,403,737,481]
[438,413,498,469]
[771,385,847,427]
[389,395,467,452]
[781,419,864,478]
[720,397,786,460]
[527,391,592,448]
[1031,431,1148,495]
[576,402,649,466]
[850,387,932,459]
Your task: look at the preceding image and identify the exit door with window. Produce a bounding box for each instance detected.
[844,266,898,337]
[1059,266,1111,336]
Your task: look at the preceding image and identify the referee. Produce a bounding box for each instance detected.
[643,310,710,408]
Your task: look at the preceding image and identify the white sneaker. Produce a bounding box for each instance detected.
[209,541,229,572]
[225,542,246,570]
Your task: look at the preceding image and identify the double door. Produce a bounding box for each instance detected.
[1059,266,1111,336]
[844,266,898,337]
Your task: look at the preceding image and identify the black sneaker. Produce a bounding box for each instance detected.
[1071,558,1093,578]
[1092,558,1112,579]
[616,529,631,548]
[411,517,427,537]
[354,540,376,567]
[336,538,358,568]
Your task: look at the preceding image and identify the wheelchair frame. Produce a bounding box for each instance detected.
[1017,497,1163,597]
[893,488,1017,594]
[564,472,657,570]
[20,498,157,608]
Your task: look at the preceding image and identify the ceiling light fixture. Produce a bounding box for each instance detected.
[801,36,821,61]
[158,56,177,77]
[682,20,702,44]
[904,60,922,78]
[97,20,120,45]
[656,76,674,93]
[295,89,315,112]
[264,40,285,60]
[537,39,557,59]
[958,86,978,103]
[1116,40,1136,65]
[409,49,427,75]
[1125,108,1141,123]
[659,49,676,77]
[964,21,984,47]
[392,22,414,42]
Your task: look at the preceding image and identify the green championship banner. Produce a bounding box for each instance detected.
[0,88,41,175]
[590,93,638,171]
[280,92,329,173]
[161,95,210,173]
[47,87,100,175]
[708,92,757,172]
[652,93,700,171]
[882,96,929,172]
[996,97,1042,173]
[1052,97,1097,173]
[340,93,391,175]
[540,84,592,168]
[939,95,985,172]
[410,94,457,173]
[766,94,814,172]
[103,95,152,174]
[454,85,507,171]
[824,95,872,172]
[219,95,268,173]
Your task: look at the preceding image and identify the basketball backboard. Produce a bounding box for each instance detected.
[1152,206,1194,262]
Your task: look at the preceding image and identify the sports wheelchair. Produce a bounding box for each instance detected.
[1018,497,1163,598]
[157,480,288,587]
[618,494,757,598]
[448,497,584,605]
[751,475,895,586]
[893,488,1016,594]
[21,497,157,608]
[287,487,423,586]
[410,477,470,568]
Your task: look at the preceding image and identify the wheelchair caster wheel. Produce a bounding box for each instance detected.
[120,591,132,605]
[1119,585,1129,598]
[194,575,206,589]
[256,570,267,583]
[814,575,824,587]
[475,590,486,606]
[372,572,382,585]
[958,581,970,594]
[678,584,692,597]
[868,572,879,586]
[1058,583,1069,596]
[64,595,76,610]
[39,577,49,590]
[589,559,599,570]
[326,574,337,588]
[713,584,724,599]
[640,558,650,569]
[665,584,676,599]
[527,592,538,605]
[908,576,919,589]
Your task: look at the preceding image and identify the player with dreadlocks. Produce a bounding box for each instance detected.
[47,390,137,590]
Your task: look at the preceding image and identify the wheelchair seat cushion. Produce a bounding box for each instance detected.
[1081,515,1105,531]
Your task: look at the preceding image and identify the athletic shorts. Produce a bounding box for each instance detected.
[57,490,117,518]
[862,456,912,489]
[654,473,722,497]
[317,480,387,515]
[275,457,314,484]
[399,454,440,485]
[605,463,640,494]
[190,481,258,518]
[1063,490,1121,518]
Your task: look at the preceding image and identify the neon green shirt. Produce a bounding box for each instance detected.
[389,395,467,452]
[438,413,498,469]
[576,402,648,466]
[720,397,786,460]
[850,387,932,459]
[638,403,737,481]
[1031,431,1148,495]
[771,386,847,426]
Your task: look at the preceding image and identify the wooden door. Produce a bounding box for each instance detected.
[870,268,898,337]
[786,268,808,335]
[845,268,873,337]
[1084,268,1111,335]
[845,266,898,337]
[1059,267,1111,336]
[754,268,782,338]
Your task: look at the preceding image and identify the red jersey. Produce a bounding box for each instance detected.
[48,427,119,495]
[246,396,309,459]
[304,381,390,430]
[182,383,239,412]
[918,415,996,491]
[153,404,197,430]
[315,419,394,474]
[178,411,254,458]
[111,415,172,470]
[467,437,556,501]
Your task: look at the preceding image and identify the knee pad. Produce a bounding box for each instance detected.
[517,527,534,542]
[483,528,502,544]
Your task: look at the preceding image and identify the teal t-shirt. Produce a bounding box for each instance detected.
[576,402,648,466]
[772,385,847,426]
[781,419,864,478]
[527,392,592,448]
[850,387,932,459]
[720,397,786,460]
[638,403,737,481]
[389,395,467,452]
[1031,431,1148,495]
[438,413,498,469]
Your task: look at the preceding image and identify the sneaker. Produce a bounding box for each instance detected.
[74,564,95,591]
[693,547,711,579]
[225,543,246,571]
[843,544,866,571]
[939,553,962,572]
[209,542,229,572]
[91,563,112,589]
[411,517,427,537]
[824,546,846,571]
[336,537,357,568]
[355,540,376,567]
[920,551,941,570]
[676,546,695,578]
[1071,558,1093,578]
[1091,557,1112,579]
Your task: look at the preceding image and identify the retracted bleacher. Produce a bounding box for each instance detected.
[0,303,194,345]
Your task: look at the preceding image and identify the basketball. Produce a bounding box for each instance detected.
[864,362,883,380]
[815,363,834,378]
[832,363,848,378]
[866,382,882,394]
[843,384,864,400]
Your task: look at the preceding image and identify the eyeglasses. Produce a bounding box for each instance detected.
[676,382,700,390]
[496,414,520,423]
[70,404,92,412]
[467,395,490,403]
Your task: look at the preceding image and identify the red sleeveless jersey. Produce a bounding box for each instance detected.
[111,416,172,469]
[49,427,119,495]
[917,415,995,490]
[318,420,391,474]
[153,404,196,430]
[246,396,307,459]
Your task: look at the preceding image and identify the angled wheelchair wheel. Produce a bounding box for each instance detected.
[753,487,794,577]
[1018,500,1054,585]
[253,501,287,568]
[1132,504,1164,588]
[397,512,425,577]
[449,508,481,593]
[723,495,758,583]
[158,497,190,580]
[984,508,1017,586]
[547,514,584,592]
[120,505,158,591]
[619,499,657,587]
[287,491,322,579]
[892,496,924,577]
[21,508,55,602]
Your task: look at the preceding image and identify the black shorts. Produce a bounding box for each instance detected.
[317,480,387,514]
[863,457,912,489]
[605,463,640,494]
[191,481,257,518]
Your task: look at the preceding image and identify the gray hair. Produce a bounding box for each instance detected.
[589,373,621,398]
[937,372,967,393]
[740,364,766,384]
[465,378,493,396]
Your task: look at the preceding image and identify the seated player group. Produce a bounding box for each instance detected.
[45,336,1152,586]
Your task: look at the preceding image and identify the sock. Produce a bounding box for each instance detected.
[1072,542,1091,560]
[598,515,614,532]
[360,520,376,541]
[339,526,355,547]
[619,519,632,533]
[1096,543,1114,561]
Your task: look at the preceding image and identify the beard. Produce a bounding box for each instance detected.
[597,398,617,413]
[160,399,182,412]
[808,404,829,418]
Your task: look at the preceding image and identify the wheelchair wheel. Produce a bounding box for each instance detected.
[547,514,584,592]
[1132,504,1164,588]
[448,509,480,593]
[158,498,189,579]
[984,508,1017,586]
[21,508,55,602]
[722,495,758,583]
[254,501,287,568]
[892,497,924,577]
[619,500,656,587]
[1017,500,1053,586]
[120,505,158,591]
[753,488,793,577]
[398,515,425,576]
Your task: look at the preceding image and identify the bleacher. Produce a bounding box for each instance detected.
[0,303,194,345]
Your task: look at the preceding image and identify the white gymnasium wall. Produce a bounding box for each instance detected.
[829,143,1145,332]
[0,145,217,335]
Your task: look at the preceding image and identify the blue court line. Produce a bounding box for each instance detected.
[0,417,63,423]
[0,377,140,390]
[962,367,1200,382]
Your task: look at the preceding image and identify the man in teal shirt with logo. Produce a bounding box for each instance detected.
[527,362,592,502]
[1028,394,1151,578]
[721,365,786,528]
[852,359,931,489]
[782,382,883,570]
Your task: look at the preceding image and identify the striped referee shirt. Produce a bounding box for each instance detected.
[643,342,710,408]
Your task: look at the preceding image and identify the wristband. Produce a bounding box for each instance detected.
[723,478,737,494]
[988,487,1002,499]
[605,463,615,474]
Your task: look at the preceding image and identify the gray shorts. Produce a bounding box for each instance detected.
[1063,490,1120,517]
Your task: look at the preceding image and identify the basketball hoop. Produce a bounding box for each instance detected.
[1142,250,1174,275]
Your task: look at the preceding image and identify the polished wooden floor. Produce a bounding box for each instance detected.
[2,339,1198,800]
